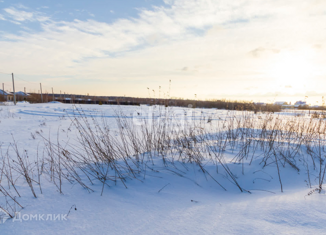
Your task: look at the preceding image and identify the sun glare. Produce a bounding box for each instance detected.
[267,51,317,91]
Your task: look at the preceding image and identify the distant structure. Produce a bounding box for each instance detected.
[0,89,13,101]
[294,100,307,108]
[274,101,287,105]
[15,91,30,97]
[274,100,310,109]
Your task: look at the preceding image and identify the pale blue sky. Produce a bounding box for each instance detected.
[0,1,166,32]
[0,0,325,104]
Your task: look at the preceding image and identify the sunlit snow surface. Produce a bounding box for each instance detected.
[0,103,325,235]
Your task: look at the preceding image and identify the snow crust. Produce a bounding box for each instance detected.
[0,103,325,234]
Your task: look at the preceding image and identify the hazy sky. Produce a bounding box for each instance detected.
[0,0,325,104]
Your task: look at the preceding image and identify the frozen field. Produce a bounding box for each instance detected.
[0,102,326,235]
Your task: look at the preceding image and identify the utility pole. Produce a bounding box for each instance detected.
[12,73,16,105]
[24,87,26,94]
[40,83,43,103]
[52,87,54,101]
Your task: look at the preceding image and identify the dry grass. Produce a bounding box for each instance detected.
[1,106,326,220]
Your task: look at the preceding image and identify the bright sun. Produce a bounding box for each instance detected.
[267,51,316,91]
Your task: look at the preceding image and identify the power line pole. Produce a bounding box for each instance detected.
[40,83,43,103]
[52,87,54,101]
[24,87,26,94]
[12,73,16,105]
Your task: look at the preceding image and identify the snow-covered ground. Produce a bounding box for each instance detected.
[0,103,325,234]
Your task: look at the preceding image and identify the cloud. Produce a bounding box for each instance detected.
[249,47,280,58]
[4,8,34,21]
[0,0,325,99]
[206,25,224,36]
[245,86,258,90]
[2,0,322,59]
[313,44,322,49]
[4,7,49,22]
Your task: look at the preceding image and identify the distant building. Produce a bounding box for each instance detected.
[274,101,287,105]
[310,105,320,108]
[15,91,30,97]
[294,100,307,108]
[0,89,14,101]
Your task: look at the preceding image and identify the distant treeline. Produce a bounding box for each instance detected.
[170,99,281,112]
[297,105,326,111]
[0,93,282,112]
